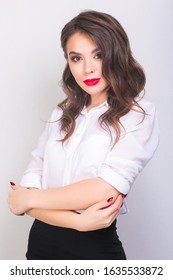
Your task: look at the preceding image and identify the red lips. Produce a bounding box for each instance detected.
[83,78,100,86]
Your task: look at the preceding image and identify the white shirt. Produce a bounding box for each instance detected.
[20,97,159,213]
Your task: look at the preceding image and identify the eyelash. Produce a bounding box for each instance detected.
[70,56,81,62]
[94,53,102,59]
[70,52,102,62]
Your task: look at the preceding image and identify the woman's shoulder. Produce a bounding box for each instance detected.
[135,95,156,113]
[120,95,157,130]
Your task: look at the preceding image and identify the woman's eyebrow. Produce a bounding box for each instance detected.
[68,48,100,56]
[68,51,81,55]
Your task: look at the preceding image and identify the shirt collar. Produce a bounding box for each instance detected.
[81,100,109,115]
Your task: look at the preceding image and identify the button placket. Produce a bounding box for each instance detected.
[62,115,89,185]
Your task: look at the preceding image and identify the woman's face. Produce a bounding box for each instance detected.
[66,32,108,103]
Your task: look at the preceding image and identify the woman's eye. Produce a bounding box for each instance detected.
[94,53,102,59]
[70,56,81,62]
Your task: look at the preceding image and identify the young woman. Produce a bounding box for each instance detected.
[8,10,159,260]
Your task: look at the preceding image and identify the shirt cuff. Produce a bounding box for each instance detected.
[20,175,42,189]
[98,164,130,195]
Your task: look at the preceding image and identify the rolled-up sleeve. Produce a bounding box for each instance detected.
[20,128,48,189]
[20,108,61,189]
[98,102,160,195]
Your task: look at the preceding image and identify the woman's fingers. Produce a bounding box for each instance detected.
[88,193,124,213]
[98,194,124,210]
[100,195,124,227]
[87,196,115,211]
[105,194,124,214]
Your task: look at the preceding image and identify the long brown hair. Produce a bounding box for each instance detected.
[58,10,146,144]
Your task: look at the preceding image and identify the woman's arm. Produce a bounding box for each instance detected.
[8,178,120,215]
[26,194,124,231]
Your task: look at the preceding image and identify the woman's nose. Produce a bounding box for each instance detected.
[83,59,95,74]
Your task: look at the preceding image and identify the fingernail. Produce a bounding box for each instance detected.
[107,197,113,202]
[10,182,15,186]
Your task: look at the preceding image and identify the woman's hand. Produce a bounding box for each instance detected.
[8,185,33,215]
[77,194,124,231]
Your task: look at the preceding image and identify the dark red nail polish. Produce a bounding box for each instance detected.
[10,182,15,186]
[107,197,113,202]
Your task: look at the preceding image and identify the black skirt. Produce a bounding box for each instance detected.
[26,219,126,260]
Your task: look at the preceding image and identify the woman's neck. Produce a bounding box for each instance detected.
[87,94,107,112]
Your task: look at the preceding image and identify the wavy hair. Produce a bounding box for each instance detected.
[58,10,146,144]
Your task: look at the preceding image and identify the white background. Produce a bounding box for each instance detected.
[0,0,172,260]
